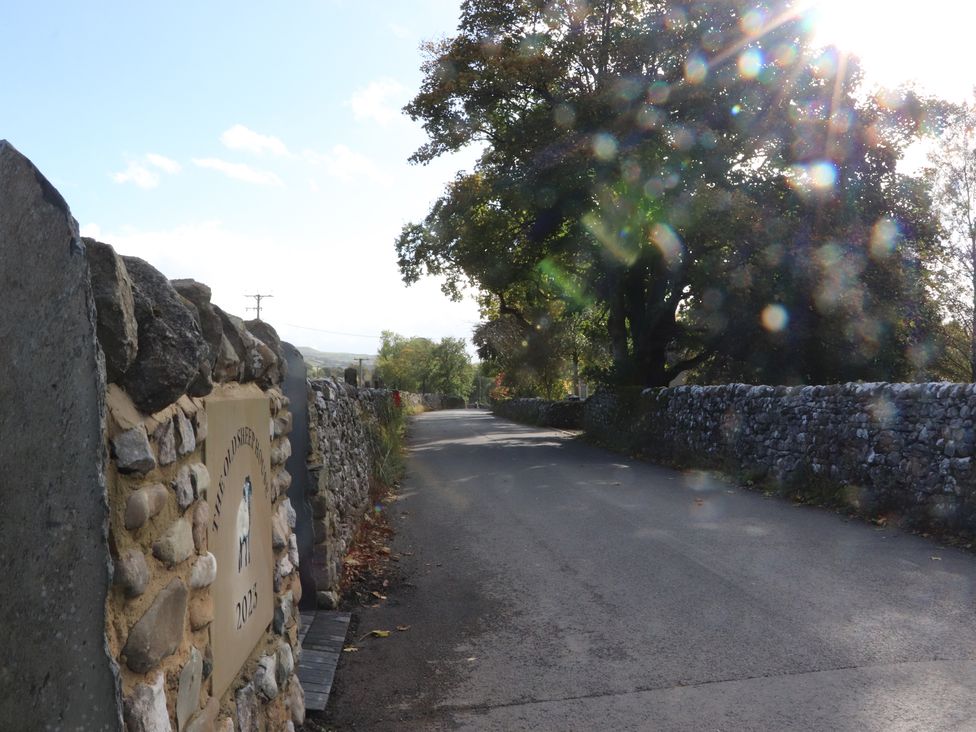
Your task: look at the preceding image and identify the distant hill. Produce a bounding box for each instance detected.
[298,347,377,371]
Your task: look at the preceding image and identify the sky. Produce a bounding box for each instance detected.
[3,1,974,356]
[2,0,480,355]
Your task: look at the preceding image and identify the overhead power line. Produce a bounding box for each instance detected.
[282,323,383,339]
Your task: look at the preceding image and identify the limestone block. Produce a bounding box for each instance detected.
[113,426,157,475]
[123,579,188,673]
[154,419,177,466]
[114,548,150,598]
[175,409,197,456]
[153,519,194,566]
[255,655,279,700]
[194,408,208,442]
[189,593,214,631]
[125,483,169,531]
[271,514,288,550]
[172,466,194,512]
[212,334,243,383]
[189,462,210,500]
[279,498,297,529]
[123,673,172,732]
[288,533,299,567]
[235,683,258,732]
[287,675,306,726]
[120,255,210,413]
[171,279,223,370]
[84,238,137,382]
[176,646,203,732]
[189,552,217,589]
[276,642,295,686]
[184,697,219,732]
[192,500,210,553]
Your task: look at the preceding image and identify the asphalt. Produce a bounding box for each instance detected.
[321,410,976,731]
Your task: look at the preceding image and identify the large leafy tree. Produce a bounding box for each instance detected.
[398,0,941,386]
[925,102,976,380]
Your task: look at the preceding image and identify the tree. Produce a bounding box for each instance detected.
[926,102,976,380]
[375,331,475,395]
[398,0,943,386]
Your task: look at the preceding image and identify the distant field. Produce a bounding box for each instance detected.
[298,346,377,370]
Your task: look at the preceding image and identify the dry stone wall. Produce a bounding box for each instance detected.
[492,398,584,429]
[582,383,976,534]
[305,380,394,608]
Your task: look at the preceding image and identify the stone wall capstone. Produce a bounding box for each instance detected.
[0,139,123,730]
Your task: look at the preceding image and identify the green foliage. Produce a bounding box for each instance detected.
[370,398,408,487]
[399,0,945,387]
[375,330,475,395]
[924,101,976,381]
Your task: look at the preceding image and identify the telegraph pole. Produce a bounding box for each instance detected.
[245,293,273,321]
[357,358,365,387]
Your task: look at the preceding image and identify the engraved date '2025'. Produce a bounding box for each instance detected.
[236,582,258,630]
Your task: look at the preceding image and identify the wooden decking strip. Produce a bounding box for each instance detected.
[297,611,351,712]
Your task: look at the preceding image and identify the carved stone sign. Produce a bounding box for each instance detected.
[205,385,273,699]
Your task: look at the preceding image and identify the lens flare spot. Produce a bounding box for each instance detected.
[685,54,707,84]
[738,49,763,79]
[648,81,670,104]
[731,104,742,116]
[593,132,618,161]
[809,161,837,189]
[870,218,900,258]
[761,304,789,332]
[554,103,576,128]
[772,42,797,67]
[650,223,684,268]
[741,9,766,35]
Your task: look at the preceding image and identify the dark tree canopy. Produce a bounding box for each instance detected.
[398,0,943,387]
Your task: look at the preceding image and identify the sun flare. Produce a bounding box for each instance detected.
[808,0,974,101]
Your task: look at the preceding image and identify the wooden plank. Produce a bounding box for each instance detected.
[296,611,351,711]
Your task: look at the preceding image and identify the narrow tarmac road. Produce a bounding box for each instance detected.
[323,410,976,731]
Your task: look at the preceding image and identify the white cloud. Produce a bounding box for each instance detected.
[220,124,290,157]
[112,162,159,189]
[145,153,182,174]
[347,79,408,126]
[192,158,284,186]
[80,223,102,239]
[305,145,393,186]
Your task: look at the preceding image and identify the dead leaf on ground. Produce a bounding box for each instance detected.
[371,591,387,600]
[357,629,392,641]
[342,646,359,653]
[931,556,942,561]
[396,625,411,632]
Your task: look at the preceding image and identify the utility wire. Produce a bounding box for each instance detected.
[282,323,383,339]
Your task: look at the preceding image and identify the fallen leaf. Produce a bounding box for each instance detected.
[396,625,411,632]
[379,547,392,555]
[371,591,387,600]
[342,646,359,653]
[344,558,362,567]
[931,556,942,561]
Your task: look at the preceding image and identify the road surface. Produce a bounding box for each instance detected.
[323,410,976,731]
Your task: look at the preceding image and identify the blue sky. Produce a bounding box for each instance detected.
[3,0,480,354]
